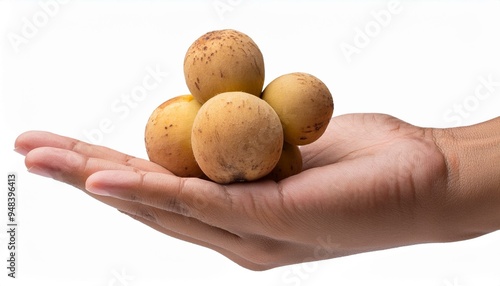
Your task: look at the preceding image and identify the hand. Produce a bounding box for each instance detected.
[14,114,479,270]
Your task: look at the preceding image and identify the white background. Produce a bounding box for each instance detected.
[1,0,500,285]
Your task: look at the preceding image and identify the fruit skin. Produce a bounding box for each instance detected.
[191,91,283,184]
[265,142,303,182]
[261,72,334,145]
[145,95,204,177]
[183,29,265,104]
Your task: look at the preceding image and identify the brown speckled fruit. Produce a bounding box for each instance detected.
[266,142,303,181]
[191,91,283,184]
[183,29,265,104]
[261,72,334,145]
[145,95,204,177]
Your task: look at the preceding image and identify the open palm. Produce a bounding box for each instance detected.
[16,113,448,270]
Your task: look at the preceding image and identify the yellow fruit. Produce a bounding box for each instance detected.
[261,72,334,145]
[266,142,303,181]
[145,95,203,177]
[191,91,283,184]
[184,29,265,104]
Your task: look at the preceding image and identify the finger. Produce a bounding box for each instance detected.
[25,147,142,190]
[118,209,268,270]
[86,169,292,269]
[118,203,291,270]
[85,170,237,228]
[16,130,168,173]
[24,146,171,215]
[23,144,272,269]
[85,170,288,237]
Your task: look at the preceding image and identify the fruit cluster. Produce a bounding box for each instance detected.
[145,29,334,184]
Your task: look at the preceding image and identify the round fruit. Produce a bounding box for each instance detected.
[261,72,334,145]
[266,142,303,182]
[191,91,283,184]
[183,29,265,104]
[145,95,204,177]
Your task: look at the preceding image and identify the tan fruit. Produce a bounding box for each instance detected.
[145,95,203,177]
[261,72,334,145]
[265,142,303,181]
[183,29,265,104]
[191,91,283,184]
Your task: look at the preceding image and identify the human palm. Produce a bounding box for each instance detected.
[15,113,448,270]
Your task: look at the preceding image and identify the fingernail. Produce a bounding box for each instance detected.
[14,147,28,156]
[86,184,111,197]
[28,166,54,179]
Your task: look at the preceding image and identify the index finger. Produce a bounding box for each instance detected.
[85,170,236,226]
[85,169,285,236]
[15,130,168,173]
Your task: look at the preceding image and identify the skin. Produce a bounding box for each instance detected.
[14,113,500,271]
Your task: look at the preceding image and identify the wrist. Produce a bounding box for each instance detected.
[432,117,500,241]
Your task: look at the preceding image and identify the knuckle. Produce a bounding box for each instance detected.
[238,237,288,269]
[134,206,159,223]
[164,197,192,217]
